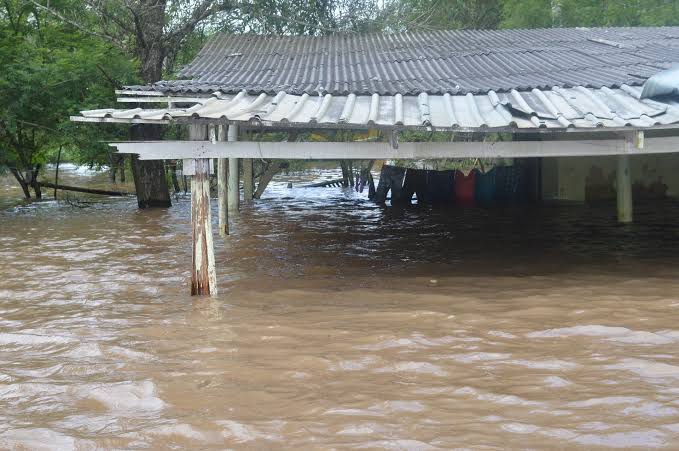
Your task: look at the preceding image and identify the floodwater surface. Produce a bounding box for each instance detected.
[2,167,679,449]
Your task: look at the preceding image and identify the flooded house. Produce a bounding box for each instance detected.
[73,27,679,295]
[8,26,679,449]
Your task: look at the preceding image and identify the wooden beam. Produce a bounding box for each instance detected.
[217,125,229,236]
[111,136,679,160]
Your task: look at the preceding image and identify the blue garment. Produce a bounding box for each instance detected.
[475,168,496,206]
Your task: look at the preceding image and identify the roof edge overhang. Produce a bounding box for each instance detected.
[70,114,679,137]
[76,85,679,133]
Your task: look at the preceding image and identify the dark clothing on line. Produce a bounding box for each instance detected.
[427,170,455,204]
[374,165,406,204]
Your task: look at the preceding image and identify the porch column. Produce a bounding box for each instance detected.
[217,125,229,236]
[227,125,239,212]
[617,133,636,223]
[617,154,633,223]
[189,125,217,295]
[243,158,254,202]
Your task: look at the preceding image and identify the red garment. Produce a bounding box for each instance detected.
[455,170,477,206]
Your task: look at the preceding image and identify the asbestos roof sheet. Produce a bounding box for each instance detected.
[77,85,679,131]
[125,27,679,96]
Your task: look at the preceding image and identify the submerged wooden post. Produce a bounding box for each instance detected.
[243,158,254,202]
[217,125,229,236]
[617,133,637,223]
[189,125,217,295]
[227,125,239,212]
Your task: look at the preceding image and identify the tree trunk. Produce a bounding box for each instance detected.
[169,161,181,192]
[29,166,41,199]
[254,160,288,199]
[10,168,31,199]
[242,158,254,201]
[54,146,62,199]
[340,160,350,187]
[348,160,355,187]
[129,124,171,208]
[118,155,126,183]
[109,162,117,183]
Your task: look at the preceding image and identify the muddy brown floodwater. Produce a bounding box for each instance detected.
[2,167,679,449]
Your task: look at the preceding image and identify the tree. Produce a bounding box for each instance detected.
[31,0,238,208]
[0,0,135,199]
[501,0,554,28]
[380,0,501,31]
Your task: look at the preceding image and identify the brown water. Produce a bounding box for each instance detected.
[2,167,679,449]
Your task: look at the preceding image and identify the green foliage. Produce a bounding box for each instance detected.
[559,0,679,27]
[0,0,137,196]
[377,0,679,30]
[501,0,553,28]
[380,0,501,30]
[499,0,679,29]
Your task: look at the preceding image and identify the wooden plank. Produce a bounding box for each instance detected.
[110,136,679,160]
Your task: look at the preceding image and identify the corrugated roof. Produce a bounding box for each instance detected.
[76,85,679,131]
[126,27,679,96]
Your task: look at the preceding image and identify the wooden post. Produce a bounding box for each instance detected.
[227,125,239,212]
[243,158,254,202]
[617,133,636,223]
[217,125,229,236]
[189,125,217,295]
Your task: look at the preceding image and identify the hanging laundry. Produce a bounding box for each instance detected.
[373,165,407,205]
[402,169,428,204]
[455,169,477,206]
[475,167,497,206]
[427,170,455,204]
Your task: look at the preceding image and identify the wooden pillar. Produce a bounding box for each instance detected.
[617,154,633,223]
[243,158,254,202]
[217,125,229,236]
[227,125,239,212]
[189,125,217,295]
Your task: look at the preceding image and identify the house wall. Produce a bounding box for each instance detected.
[541,154,679,202]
